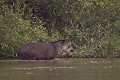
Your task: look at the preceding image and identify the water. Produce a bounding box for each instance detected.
[0,58,120,80]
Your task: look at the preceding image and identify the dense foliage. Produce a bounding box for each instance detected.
[0,0,120,59]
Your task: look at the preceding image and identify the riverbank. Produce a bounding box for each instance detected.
[0,52,120,60]
[0,54,18,60]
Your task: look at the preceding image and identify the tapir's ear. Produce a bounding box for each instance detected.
[60,40,65,44]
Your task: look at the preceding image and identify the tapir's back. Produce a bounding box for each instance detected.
[18,42,55,60]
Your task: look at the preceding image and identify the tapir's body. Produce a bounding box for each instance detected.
[18,40,74,60]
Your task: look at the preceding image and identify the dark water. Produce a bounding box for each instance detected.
[0,58,120,80]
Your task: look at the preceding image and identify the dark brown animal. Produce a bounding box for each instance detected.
[18,40,74,60]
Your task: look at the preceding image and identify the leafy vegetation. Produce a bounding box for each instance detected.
[0,0,120,59]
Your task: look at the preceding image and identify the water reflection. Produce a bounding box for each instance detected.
[11,66,77,70]
[0,58,120,80]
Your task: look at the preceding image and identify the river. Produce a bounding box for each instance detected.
[0,58,120,80]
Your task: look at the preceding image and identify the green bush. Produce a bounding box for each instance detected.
[0,1,48,57]
[0,0,120,58]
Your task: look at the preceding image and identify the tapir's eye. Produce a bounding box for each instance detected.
[68,45,70,48]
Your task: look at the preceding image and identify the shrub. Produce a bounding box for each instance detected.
[0,0,120,58]
[0,1,48,57]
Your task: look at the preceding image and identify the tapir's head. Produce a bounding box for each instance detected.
[52,40,75,53]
